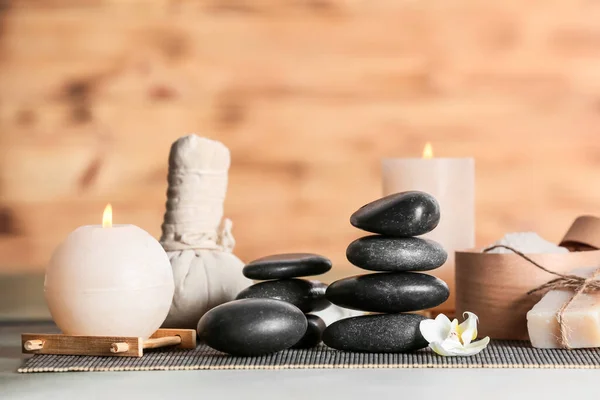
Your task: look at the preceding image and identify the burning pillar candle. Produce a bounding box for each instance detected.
[381,143,475,313]
[44,204,175,339]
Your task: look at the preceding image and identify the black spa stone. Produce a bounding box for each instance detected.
[197,298,307,356]
[243,253,332,280]
[350,191,440,237]
[292,314,326,349]
[323,313,428,353]
[326,272,449,313]
[346,236,447,272]
[236,279,330,313]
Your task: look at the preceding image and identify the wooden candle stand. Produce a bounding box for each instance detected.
[21,328,196,357]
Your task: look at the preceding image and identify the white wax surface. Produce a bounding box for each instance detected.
[381,158,475,311]
[45,224,174,338]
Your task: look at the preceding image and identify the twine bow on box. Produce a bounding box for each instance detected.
[483,245,600,349]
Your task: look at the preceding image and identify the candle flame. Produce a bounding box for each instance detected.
[102,204,112,228]
[423,142,434,159]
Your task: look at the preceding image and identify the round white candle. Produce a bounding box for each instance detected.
[45,217,174,339]
[382,146,474,312]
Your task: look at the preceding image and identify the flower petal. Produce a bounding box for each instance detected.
[449,318,461,341]
[429,337,491,357]
[429,342,453,356]
[430,338,464,356]
[450,318,459,333]
[441,336,464,351]
[461,337,490,356]
[435,313,452,329]
[458,312,479,345]
[419,314,452,344]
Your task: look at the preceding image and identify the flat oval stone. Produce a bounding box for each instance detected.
[243,253,332,280]
[350,191,440,237]
[346,236,447,272]
[326,272,449,313]
[292,314,326,349]
[197,299,307,356]
[323,313,428,353]
[236,279,330,313]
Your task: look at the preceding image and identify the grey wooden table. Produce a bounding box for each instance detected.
[0,321,596,400]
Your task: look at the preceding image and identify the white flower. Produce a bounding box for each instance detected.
[419,312,490,356]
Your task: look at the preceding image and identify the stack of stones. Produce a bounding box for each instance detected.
[197,254,332,356]
[236,253,332,348]
[323,191,450,353]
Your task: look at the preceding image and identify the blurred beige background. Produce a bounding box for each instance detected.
[1,0,600,298]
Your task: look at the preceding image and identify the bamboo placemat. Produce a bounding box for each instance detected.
[17,340,600,372]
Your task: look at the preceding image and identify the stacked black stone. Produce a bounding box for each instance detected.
[236,253,332,348]
[323,191,449,353]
